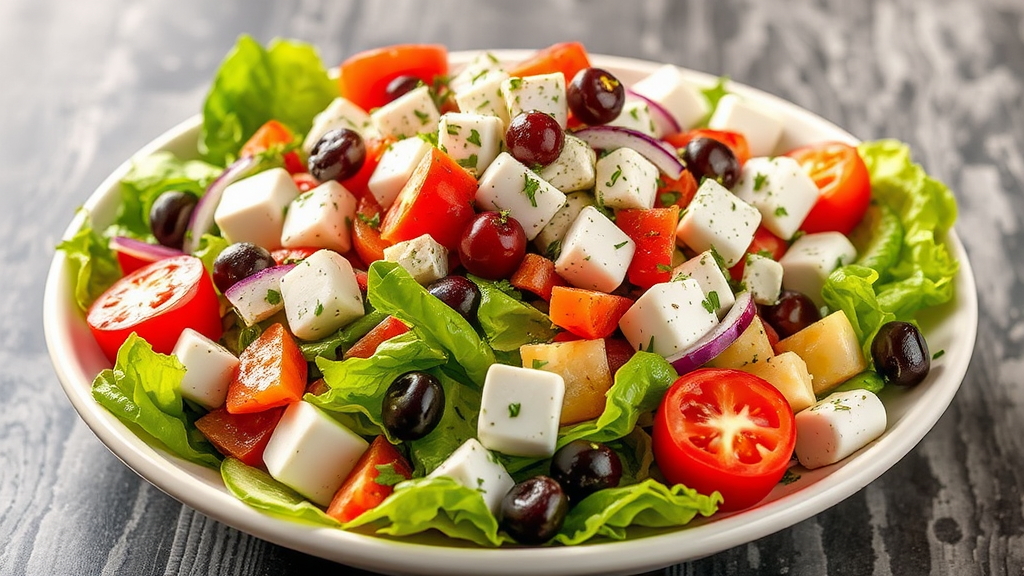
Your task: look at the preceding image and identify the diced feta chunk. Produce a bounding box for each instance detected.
[741,253,784,305]
[503,73,568,128]
[595,147,659,210]
[675,179,761,267]
[214,168,299,249]
[449,51,506,94]
[477,364,565,458]
[733,157,820,240]
[630,64,710,130]
[554,206,634,293]
[795,390,887,469]
[303,97,374,154]
[428,438,514,516]
[371,85,440,139]
[367,137,432,210]
[708,94,784,157]
[539,134,596,193]
[618,279,720,356]
[262,401,370,506]
[607,100,657,137]
[279,249,364,340]
[533,191,593,257]
[172,328,239,410]
[280,181,357,253]
[453,68,511,127]
[438,112,504,176]
[475,152,567,240]
[778,232,857,307]
[671,250,735,317]
[383,233,449,285]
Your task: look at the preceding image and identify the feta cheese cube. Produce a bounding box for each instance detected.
[630,64,710,130]
[172,328,239,410]
[618,279,720,356]
[779,232,857,307]
[475,152,567,240]
[382,233,449,285]
[279,249,364,341]
[503,73,568,128]
[708,94,784,157]
[554,206,634,293]
[214,168,299,250]
[263,401,370,506]
[428,438,514,516]
[438,112,504,176]
[675,179,762,267]
[733,157,820,240]
[741,253,784,305]
[539,134,597,193]
[608,100,657,137]
[477,364,565,458]
[533,191,593,257]
[371,85,440,139]
[453,68,511,127]
[449,51,506,94]
[280,181,357,253]
[671,250,735,317]
[303,97,375,155]
[367,137,432,210]
[795,390,887,470]
[595,147,659,210]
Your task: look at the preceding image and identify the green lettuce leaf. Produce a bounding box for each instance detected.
[200,35,338,166]
[821,265,896,350]
[298,308,389,362]
[193,233,230,276]
[221,457,340,527]
[91,334,221,468]
[468,275,558,352]
[56,214,121,311]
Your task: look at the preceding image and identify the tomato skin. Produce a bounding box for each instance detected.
[326,435,412,523]
[653,368,796,512]
[508,42,592,85]
[728,225,788,281]
[616,207,680,288]
[195,406,284,468]
[87,255,221,363]
[352,194,392,265]
[664,129,751,167]
[240,120,305,174]
[548,286,633,340]
[510,253,565,301]
[343,316,410,359]
[291,172,320,192]
[225,323,307,414]
[338,45,448,111]
[656,170,698,211]
[786,142,871,235]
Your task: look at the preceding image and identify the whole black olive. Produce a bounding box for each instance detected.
[381,371,445,441]
[499,476,568,545]
[871,321,930,387]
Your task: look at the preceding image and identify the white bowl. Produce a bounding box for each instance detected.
[43,51,978,576]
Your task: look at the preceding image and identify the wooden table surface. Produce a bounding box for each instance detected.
[7,0,1021,574]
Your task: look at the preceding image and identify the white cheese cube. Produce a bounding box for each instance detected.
[618,279,720,356]
[533,191,593,258]
[279,249,364,341]
[303,97,375,155]
[779,232,857,307]
[675,179,761,267]
[367,137,432,210]
[630,64,710,130]
[741,253,784,305]
[733,157,820,240]
[263,401,370,506]
[475,152,567,240]
[449,51,506,94]
[554,206,634,293]
[708,94,784,157]
[795,390,887,470]
[438,112,504,177]
[539,134,597,193]
[671,250,735,317]
[608,100,657,137]
[453,69,511,127]
[371,85,440,139]
[214,168,299,250]
[477,364,565,458]
[382,234,449,285]
[428,438,514,516]
[503,73,568,129]
[594,147,659,210]
[172,328,239,410]
[280,181,357,253]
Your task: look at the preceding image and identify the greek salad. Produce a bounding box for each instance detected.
[58,37,960,547]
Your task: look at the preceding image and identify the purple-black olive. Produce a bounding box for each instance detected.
[211,242,276,293]
[308,128,366,183]
[499,476,568,545]
[871,321,930,387]
[759,290,822,339]
[427,275,481,322]
[681,137,741,189]
[550,440,623,502]
[382,371,445,441]
[149,190,198,250]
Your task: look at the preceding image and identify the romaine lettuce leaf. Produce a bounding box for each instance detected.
[298,308,389,362]
[221,457,341,527]
[193,233,229,276]
[56,213,121,311]
[468,275,558,352]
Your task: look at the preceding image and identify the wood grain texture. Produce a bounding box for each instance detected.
[3,0,1021,573]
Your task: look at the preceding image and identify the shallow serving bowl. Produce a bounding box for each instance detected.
[43,51,978,576]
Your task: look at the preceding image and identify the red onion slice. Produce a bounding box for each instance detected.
[666,291,755,375]
[626,89,681,137]
[183,155,258,254]
[109,236,183,262]
[223,264,295,326]
[573,125,684,179]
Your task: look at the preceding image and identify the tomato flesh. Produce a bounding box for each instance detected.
[338,45,448,111]
[240,120,304,174]
[616,207,680,288]
[548,286,633,340]
[653,368,796,511]
[195,406,284,468]
[786,142,871,235]
[225,323,307,414]
[326,435,412,523]
[508,42,592,86]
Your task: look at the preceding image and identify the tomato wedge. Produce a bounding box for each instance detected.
[352,193,392,265]
[508,42,591,84]
[653,368,796,511]
[786,142,871,235]
[338,45,448,111]
[343,316,410,359]
[326,435,412,523]
[86,255,221,362]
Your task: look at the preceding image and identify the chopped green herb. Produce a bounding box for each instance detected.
[660,191,681,207]
[545,239,561,260]
[470,68,490,84]
[614,241,628,250]
[753,173,768,191]
[413,109,431,124]
[779,469,801,485]
[373,463,407,487]
[522,173,540,207]
[508,403,521,418]
[774,206,789,217]
[629,107,640,121]
[605,165,623,187]
[314,301,324,317]
[467,129,482,146]
[701,290,721,314]
[932,349,945,360]
[446,123,461,135]
[507,77,523,90]
[265,289,282,305]
[237,323,262,352]
[357,212,380,230]
[657,263,673,273]
[417,131,439,147]
[531,359,549,370]
[457,154,478,169]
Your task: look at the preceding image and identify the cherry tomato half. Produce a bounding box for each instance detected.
[86,255,222,363]
[653,368,796,511]
[786,142,871,235]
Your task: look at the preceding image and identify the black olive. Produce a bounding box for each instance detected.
[381,371,445,441]
[499,476,568,545]
[871,321,930,387]
[550,440,623,502]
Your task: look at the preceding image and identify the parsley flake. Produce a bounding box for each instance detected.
[457,154,478,169]
[314,301,324,317]
[932,349,945,360]
[373,463,407,487]
[357,212,380,230]
[508,403,521,418]
[413,109,431,124]
[467,129,482,146]
[265,289,281,305]
[774,206,789,217]
[657,263,673,273]
[532,359,548,369]
[614,241,628,250]
[606,165,623,187]
[753,173,768,191]
[446,123,461,135]
[522,173,540,207]
[701,290,721,313]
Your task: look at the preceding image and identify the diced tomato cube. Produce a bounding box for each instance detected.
[656,170,698,211]
[326,436,412,523]
[548,286,634,340]
[510,253,566,301]
[225,323,307,414]
[343,316,410,359]
[195,406,284,467]
[617,207,680,289]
